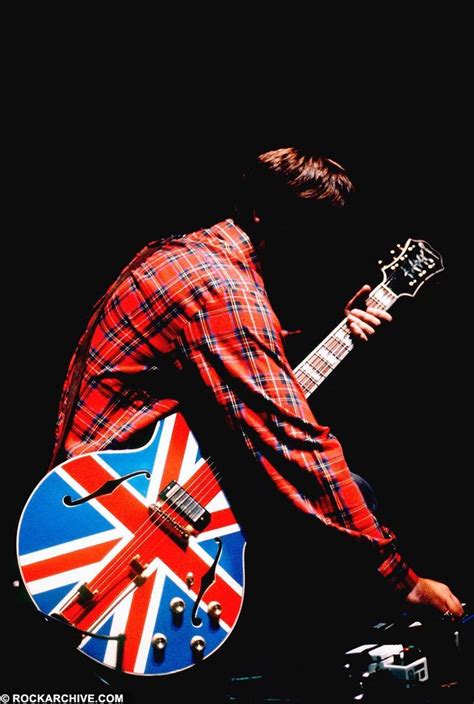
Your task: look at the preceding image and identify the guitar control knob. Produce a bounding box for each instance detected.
[207,601,222,619]
[190,635,206,654]
[152,633,167,652]
[170,597,185,614]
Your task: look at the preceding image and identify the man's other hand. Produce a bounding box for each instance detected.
[406,577,464,617]
[345,284,392,342]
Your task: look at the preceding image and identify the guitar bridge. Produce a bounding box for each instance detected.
[149,504,191,543]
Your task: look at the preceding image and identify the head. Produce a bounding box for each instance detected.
[236,147,355,243]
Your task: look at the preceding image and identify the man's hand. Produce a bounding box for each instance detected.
[406,577,464,618]
[345,284,392,342]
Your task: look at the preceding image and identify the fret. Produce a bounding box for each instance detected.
[335,327,354,349]
[300,363,324,385]
[297,380,316,398]
[309,358,333,378]
[315,347,339,368]
[326,338,348,359]
[295,368,316,395]
[368,284,397,310]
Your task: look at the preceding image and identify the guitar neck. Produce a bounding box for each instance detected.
[293,282,398,399]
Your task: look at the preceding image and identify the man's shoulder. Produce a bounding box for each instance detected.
[152,218,249,259]
[121,219,264,324]
[135,219,256,287]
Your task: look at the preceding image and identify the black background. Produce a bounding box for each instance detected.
[4,53,471,695]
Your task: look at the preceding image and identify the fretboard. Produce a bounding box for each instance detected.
[293,283,398,398]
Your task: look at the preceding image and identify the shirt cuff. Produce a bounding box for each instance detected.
[378,550,420,595]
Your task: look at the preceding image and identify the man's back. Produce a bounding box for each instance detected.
[58,219,271,458]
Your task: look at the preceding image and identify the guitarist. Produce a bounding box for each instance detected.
[51,147,463,698]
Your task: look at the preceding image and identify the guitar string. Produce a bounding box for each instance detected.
[63,270,404,615]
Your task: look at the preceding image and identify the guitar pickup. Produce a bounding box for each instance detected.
[158,481,211,531]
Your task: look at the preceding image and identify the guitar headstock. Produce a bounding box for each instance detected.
[381,239,444,297]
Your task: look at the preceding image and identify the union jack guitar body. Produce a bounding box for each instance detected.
[17,415,244,676]
[17,239,444,677]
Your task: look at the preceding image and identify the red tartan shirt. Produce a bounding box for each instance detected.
[55,219,419,595]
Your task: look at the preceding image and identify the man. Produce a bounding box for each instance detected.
[52,147,462,696]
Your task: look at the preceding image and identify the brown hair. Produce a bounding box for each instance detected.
[237,147,354,224]
[256,148,354,206]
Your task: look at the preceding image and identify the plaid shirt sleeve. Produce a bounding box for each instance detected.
[175,283,419,595]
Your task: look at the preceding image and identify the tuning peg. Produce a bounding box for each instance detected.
[397,243,403,249]
[390,249,395,255]
[378,259,384,265]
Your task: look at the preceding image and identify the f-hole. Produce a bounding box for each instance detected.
[192,538,223,627]
[63,471,151,506]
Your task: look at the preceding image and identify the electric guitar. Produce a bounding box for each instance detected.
[17,239,443,677]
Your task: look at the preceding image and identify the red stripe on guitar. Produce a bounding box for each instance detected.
[63,455,149,533]
[61,517,242,630]
[158,413,190,494]
[62,573,131,629]
[21,538,121,583]
[205,508,238,533]
[122,569,157,673]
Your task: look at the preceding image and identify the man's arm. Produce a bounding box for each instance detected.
[343,286,463,615]
[175,284,420,595]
